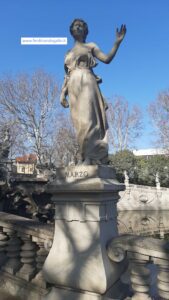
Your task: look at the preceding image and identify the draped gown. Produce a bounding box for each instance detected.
[64,44,108,163]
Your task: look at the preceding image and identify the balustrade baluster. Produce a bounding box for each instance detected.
[157,265,169,300]
[2,228,22,274]
[31,238,49,288]
[0,226,8,267]
[16,233,37,281]
[130,260,151,300]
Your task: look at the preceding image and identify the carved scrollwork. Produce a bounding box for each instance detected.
[107,245,126,262]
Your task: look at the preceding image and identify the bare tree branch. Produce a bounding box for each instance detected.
[107,96,142,152]
[0,70,59,163]
[149,89,169,150]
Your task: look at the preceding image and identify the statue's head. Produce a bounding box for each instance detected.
[70,19,89,42]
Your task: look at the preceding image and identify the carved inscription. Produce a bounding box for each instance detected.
[65,171,88,178]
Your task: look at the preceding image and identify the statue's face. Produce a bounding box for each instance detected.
[72,20,85,40]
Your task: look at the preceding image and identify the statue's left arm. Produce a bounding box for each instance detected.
[92,24,126,64]
[60,63,70,108]
[60,75,69,108]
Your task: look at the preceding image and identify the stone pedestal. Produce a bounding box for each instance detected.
[43,166,127,300]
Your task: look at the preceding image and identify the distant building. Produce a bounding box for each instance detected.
[15,154,37,174]
[133,148,168,159]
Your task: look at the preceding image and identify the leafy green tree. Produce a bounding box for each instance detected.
[110,151,169,187]
[109,150,137,182]
[135,155,169,187]
[134,157,154,186]
[147,155,169,187]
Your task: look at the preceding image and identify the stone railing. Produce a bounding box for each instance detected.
[118,183,169,211]
[0,212,54,300]
[1,212,169,299]
[117,210,169,238]
[107,234,169,299]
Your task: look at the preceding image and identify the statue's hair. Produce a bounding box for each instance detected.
[70,19,89,39]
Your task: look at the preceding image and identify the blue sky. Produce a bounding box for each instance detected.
[0,0,169,149]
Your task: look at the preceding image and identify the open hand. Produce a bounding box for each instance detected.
[116,24,127,43]
[60,96,69,108]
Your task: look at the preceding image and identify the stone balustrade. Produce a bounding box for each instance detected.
[1,212,169,299]
[107,234,169,299]
[118,183,169,211]
[0,212,54,300]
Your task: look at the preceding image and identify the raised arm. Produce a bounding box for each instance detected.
[92,24,126,64]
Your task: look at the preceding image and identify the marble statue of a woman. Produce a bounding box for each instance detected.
[60,19,126,165]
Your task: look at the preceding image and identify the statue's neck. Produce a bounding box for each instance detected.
[74,37,86,44]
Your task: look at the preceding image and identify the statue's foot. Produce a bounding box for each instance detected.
[82,156,109,166]
[82,158,91,165]
[82,158,103,165]
[91,159,102,165]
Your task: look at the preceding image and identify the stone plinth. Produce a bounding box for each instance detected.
[43,166,127,300]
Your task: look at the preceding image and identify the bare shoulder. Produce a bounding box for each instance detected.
[86,42,99,50]
[65,48,72,56]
